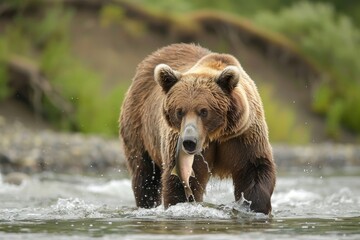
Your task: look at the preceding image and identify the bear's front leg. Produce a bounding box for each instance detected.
[162,167,189,208]
[232,158,276,214]
[131,152,162,209]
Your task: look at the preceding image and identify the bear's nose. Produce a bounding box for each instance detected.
[182,138,197,153]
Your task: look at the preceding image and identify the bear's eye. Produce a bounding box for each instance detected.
[176,109,184,119]
[199,108,208,118]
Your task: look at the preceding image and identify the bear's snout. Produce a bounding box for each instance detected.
[181,124,199,154]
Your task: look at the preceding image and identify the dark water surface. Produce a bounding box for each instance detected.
[1,170,359,239]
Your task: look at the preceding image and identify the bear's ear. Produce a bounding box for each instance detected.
[216,66,240,93]
[154,64,181,93]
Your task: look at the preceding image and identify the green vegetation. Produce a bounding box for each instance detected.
[133,0,360,27]
[0,38,9,100]
[132,0,296,16]
[100,4,147,38]
[254,1,360,137]
[1,0,359,142]
[0,4,128,136]
[0,64,9,101]
[259,84,310,144]
[258,84,311,144]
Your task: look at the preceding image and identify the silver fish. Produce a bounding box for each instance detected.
[171,138,195,201]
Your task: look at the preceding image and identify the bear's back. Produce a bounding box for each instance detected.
[134,43,211,84]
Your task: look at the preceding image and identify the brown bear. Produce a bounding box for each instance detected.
[119,43,276,214]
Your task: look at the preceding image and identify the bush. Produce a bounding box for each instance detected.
[254,1,360,136]
[0,5,128,136]
[100,4,147,38]
[0,65,9,101]
[259,83,309,144]
[0,39,10,100]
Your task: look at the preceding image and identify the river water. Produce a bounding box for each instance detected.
[0,170,359,240]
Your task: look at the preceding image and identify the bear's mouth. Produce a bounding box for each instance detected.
[182,138,197,154]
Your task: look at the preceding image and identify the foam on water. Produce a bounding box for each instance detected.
[85,180,132,196]
[49,198,103,219]
[0,174,262,222]
[0,198,109,221]
[1,173,360,222]
[124,204,265,223]
[84,179,134,205]
[272,189,322,207]
[128,203,231,219]
[1,173,360,239]
[272,176,360,218]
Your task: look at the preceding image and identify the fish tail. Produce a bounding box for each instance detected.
[184,186,194,202]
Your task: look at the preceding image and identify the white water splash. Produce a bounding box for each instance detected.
[1,173,360,240]
[0,173,28,194]
[272,189,322,208]
[204,178,234,204]
[128,203,231,219]
[1,174,360,222]
[196,153,211,174]
[126,192,260,220]
[85,179,132,195]
[325,187,354,205]
[49,198,103,218]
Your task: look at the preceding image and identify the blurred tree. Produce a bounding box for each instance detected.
[254,1,360,136]
[313,0,360,26]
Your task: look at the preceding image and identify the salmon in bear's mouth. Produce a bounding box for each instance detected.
[171,137,195,202]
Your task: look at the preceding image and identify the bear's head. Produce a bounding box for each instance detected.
[154,54,250,155]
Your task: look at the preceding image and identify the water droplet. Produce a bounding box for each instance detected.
[197,153,211,173]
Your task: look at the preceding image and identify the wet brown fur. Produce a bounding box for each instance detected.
[119,43,276,214]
